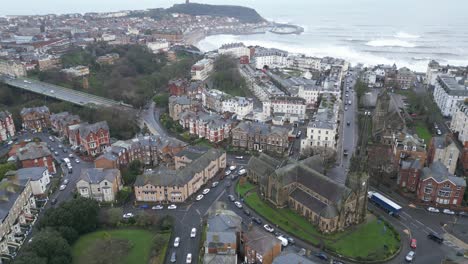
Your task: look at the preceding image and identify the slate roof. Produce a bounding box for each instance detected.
[169,95,191,106]
[0,111,12,121]
[207,210,242,233]
[16,142,51,160]
[78,121,108,138]
[243,225,280,254]
[135,148,224,187]
[421,161,466,187]
[401,159,421,170]
[175,146,210,160]
[290,188,327,214]
[233,121,289,138]
[20,106,49,116]
[6,167,47,184]
[0,179,27,222]
[79,168,120,184]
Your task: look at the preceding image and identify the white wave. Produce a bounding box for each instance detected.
[395,31,420,39]
[196,34,436,71]
[365,39,417,48]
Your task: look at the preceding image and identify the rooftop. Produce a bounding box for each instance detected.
[79,168,120,184]
[437,75,468,96]
[17,142,51,160]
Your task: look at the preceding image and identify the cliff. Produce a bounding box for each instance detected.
[167,3,265,24]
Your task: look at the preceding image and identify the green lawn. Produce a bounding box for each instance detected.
[245,192,320,244]
[330,219,400,260]
[72,229,170,264]
[245,192,400,261]
[414,121,432,143]
[236,181,256,197]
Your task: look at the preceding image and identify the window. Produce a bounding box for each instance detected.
[97,188,101,192]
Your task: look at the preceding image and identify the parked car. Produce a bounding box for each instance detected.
[296,131,302,138]
[202,188,210,195]
[58,144,63,149]
[263,224,274,233]
[235,156,244,159]
[168,204,177,210]
[229,165,237,171]
[225,170,231,176]
[186,253,192,264]
[152,205,163,210]
[196,194,204,201]
[234,201,243,208]
[238,169,247,176]
[443,209,455,215]
[428,232,444,243]
[190,228,197,238]
[226,181,232,187]
[75,159,80,164]
[314,252,328,261]
[427,207,440,213]
[346,121,350,126]
[62,148,68,153]
[139,204,149,209]
[228,195,235,202]
[54,151,59,156]
[458,212,467,217]
[63,179,69,185]
[173,237,180,247]
[252,217,262,225]
[410,238,417,249]
[51,198,57,205]
[436,129,442,135]
[212,181,219,188]
[405,251,415,262]
[59,184,66,191]
[122,213,134,219]
[287,237,295,245]
[243,209,251,216]
[343,149,348,156]
[68,154,74,158]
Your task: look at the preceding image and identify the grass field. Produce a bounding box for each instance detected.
[329,219,400,260]
[414,121,432,143]
[236,181,256,197]
[244,192,400,261]
[72,229,170,264]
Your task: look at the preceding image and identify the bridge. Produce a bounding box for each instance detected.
[2,76,133,109]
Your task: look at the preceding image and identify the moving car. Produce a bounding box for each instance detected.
[168,204,177,210]
[346,121,350,126]
[152,205,163,210]
[59,184,66,191]
[234,201,243,208]
[63,179,69,185]
[443,209,455,215]
[263,224,274,233]
[202,188,210,195]
[235,156,244,159]
[405,251,415,262]
[212,181,219,188]
[410,238,417,249]
[343,149,348,156]
[75,159,80,163]
[170,252,176,263]
[427,207,440,213]
[122,213,134,219]
[196,194,204,201]
[186,253,192,264]
[190,228,197,238]
[173,237,180,247]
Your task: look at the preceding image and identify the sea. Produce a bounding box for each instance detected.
[4,0,468,72]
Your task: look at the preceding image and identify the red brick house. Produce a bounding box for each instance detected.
[78,121,110,156]
[168,79,189,96]
[0,110,15,142]
[397,158,421,192]
[417,161,466,206]
[50,112,81,138]
[16,142,56,174]
[20,106,50,131]
[392,133,427,167]
[242,226,281,264]
[461,142,468,175]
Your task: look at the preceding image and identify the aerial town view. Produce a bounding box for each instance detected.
[0,0,467,263]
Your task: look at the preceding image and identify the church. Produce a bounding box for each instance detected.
[247,153,368,233]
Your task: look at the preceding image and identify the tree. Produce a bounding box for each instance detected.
[116,187,132,205]
[122,160,142,185]
[13,251,47,264]
[211,55,248,97]
[37,197,99,239]
[0,163,16,181]
[99,207,123,227]
[23,229,72,264]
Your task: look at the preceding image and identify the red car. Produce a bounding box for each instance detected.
[410,238,417,249]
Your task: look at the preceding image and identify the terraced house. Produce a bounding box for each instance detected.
[0,175,40,261]
[0,111,15,142]
[248,154,368,233]
[134,148,226,203]
[20,106,50,132]
[231,121,290,154]
[76,168,122,202]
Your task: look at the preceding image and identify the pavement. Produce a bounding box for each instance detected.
[140,101,168,137]
[339,71,359,171]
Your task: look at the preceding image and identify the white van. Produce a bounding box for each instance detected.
[277,236,288,247]
[63,158,71,165]
[238,169,246,176]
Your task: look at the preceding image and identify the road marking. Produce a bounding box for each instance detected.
[415,220,424,226]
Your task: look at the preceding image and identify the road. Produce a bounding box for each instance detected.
[339,70,359,170]
[13,131,94,205]
[2,76,132,109]
[140,102,168,137]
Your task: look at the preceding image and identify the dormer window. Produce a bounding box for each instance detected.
[412,146,416,151]
[403,145,408,150]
